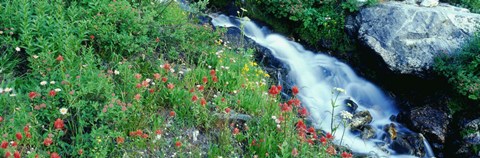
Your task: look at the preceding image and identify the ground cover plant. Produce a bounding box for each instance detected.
[0,0,354,157]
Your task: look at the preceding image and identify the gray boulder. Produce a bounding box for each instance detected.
[346,1,480,76]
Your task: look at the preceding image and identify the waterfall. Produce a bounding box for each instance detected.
[210,14,435,158]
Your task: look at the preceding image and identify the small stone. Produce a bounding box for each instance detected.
[420,0,439,7]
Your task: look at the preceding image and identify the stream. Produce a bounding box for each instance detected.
[210,14,435,158]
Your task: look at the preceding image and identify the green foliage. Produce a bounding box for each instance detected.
[242,0,376,51]
[441,0,480,13]
[435,33,480,100]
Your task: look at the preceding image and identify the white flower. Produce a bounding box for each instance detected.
[179,71,184,75]
[225,67,230,70]
[0,88,3,93]
[276,124,281,128]
[233,90,237,94]
[40,81,47,86]
[59,108,68,115]
[340,110,353,120]
[9,94,16,97]
[275,119,281,124]
[208,65,212,69]
[32,55,39,59]
[114,70,120,75]
[170,69,175,73]
[145,78,152,82]
[271,116,277,120]
[15,47,20,52]
[50,81,56,84]
[334,87,346,94]
[54,88,61,92]
[4,88,12,93]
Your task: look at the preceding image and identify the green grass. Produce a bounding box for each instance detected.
[0,0,353,157]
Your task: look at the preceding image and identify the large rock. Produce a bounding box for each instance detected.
[397,105,450,155]
[346,1,480,76]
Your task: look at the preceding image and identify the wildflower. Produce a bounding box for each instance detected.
[308,127,315,134]
[175,141,182,147]
[233,128,240,135]
[155,37,160,42]
[153,73,161,80]
[268,85,280,96]
[15,132,22,140]
[4,88,12,93]
[15,47,20,52]
[210,69,216,76]
[135,73,142,79]
[44,137,53,146]
[169,111,176,117]
[163,63,171,71]
[50,81,56,84]
[280,103,292,112]
[200,98,206,107]
[202,76,208,84]
[212,76,218,82]
[340,111,353,120]
[54,118,64,130]
[0,116,2,122]
[225,107,231,113]
[49,90,57,97]
[1,141,7,149]
[40,81,48,85]
[298,107,308,117]
[198,85,204,91]
[33,55,39,59]
[5,152,11,158]
[167,83,174,89]
[162,77,167,83]
[296,120,307,131]
[90,35,95,40]
[192,95,198,102]
[56,55,64,61]
[114,70,120,75]
[341,151,353,158]
[60,108,68,115]
[334,87,346,94]
[24,125,29,133]
[11,141,17,147]
[25,132,31,138]
[156,129,163,135]
[78,149,83,155]
[50,152,60,158]
[9,94,16,97]
[54,88,61,92]
[326,146,337,155]
[320,136,327,145]
[291,148,298,157]
[326,132,334,139]
[292,86,299,95]
[28,91,38,99]
[116,137,124,144]
[221,97,225,102]
[134,94,141,101]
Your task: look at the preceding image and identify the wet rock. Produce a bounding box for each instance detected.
[385,123,398,140]
[389,133,427,157]
[453,117,480,157]
[397,105,450,154]
[344,99,359,113]
[360,125,376,139]
[350,110,373,129]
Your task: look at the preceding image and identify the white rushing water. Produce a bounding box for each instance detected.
[210,14,434,157]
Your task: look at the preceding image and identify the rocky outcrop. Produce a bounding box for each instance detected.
[346,1,480,76]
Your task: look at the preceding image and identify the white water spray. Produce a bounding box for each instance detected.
[210,14,434,157]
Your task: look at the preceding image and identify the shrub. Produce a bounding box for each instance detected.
[435,33,480,100]
[440,0,480,13]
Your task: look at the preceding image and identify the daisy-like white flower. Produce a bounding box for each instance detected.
[54,88,61,92]
[40,81,47,86]
[334,87,346,94]
[9,94,16,97]
[50,81,56,84]
[4,88,12,93]
[15,47,20,52]
[32,55,39,59]
[0,88,3,93]
[114,70,120,75]
[59,108,68,115]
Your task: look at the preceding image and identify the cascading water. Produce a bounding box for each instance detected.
[210,14,435,157]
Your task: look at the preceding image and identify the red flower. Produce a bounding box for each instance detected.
[54,118,64,130]
[212,76,218,83]
[50,152,60,158]
[155,37,160,43]
[153,73,161,80]
[202,76,208,84]
[116,137,124,144]
[13,151,20,158]
[298,107,308,117]
[15,132,22,140]
[49,90,57,97]
[341,151,353,158]
[56,55,64,61]
[198,85,204,91]
[320,136,327,145]
[163,63,171,71]
[221,98,225,102]
[296,120,306,132]
[167,83,174,89]
[268,85,280,96]
[200,98,207,107]
[90,35,95,40]
[326,132,334,139]
[225,108,231,113]
[149,88,155,94]
[161,77,167,83]
[175,141,181,147]
[156,129,163,135]
[134,73,142,79]
[78,149,83,155]
[280,103,292,112]
[11,141,17,147]
[326,146,336,155]
[277,85,282,91]
[134,94,141,101]
[44,137,53,146]
[191,95,198,102]
[210,70,216,76]
[23,125,29,133]
[1,141,7,149]
[0,116,3,122]
[292,86,299,95]
[169,111,175,117]
[233,128,240,135]
[26,132,31,139]
[28,92,38,99]
[189,88,195,93]
[308,127,315,134]
[291,148,298,157]
[5,152,11,158]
